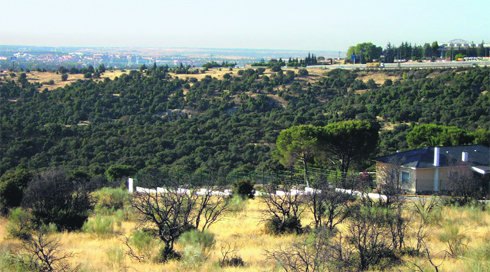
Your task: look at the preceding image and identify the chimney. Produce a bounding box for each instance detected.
[433,147,440,167]
[462,152,469,162]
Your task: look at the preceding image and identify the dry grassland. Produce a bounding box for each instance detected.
[1,199,488,272]
[358,72,400,85]
[19,70,129,91]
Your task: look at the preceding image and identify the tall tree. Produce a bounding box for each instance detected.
[275,125,322,187]
[320,121,379,175]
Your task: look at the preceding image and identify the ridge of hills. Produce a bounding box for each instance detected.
[0,66,488,178]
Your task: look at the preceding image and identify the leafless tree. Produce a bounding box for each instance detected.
[308,185,353,231]
[262,184,304,234]
[22,230,77,272]
[130,182,228,262]
[447,164,485,204]
[347,204,395,271]
[268,229,354,272]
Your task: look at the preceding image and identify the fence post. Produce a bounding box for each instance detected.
[128,177,134,193]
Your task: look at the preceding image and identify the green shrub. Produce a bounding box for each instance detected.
[178,230,215,267]
[439,221,468,257]
[265,216,302,235]
[106,246,126,271]
[463,238,490,272]
[7,208,34,240]
[232,178,255,199]
[82,215,116,237]
[227,195,247,213]
[0,247,39,272]
[127,230,160,262]
[93,187,130,215]
[0,169,32,215]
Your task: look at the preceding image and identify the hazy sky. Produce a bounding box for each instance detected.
[1,0,489,51]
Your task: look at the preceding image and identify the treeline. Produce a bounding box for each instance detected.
[0,65,488,179]
[347,41,490,63]
[252,53,319,69]
[201,61,236,69]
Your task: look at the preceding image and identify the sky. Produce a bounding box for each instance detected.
[1,0,489,51]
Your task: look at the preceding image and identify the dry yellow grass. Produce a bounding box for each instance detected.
[22,70,128,91]
[358,72,400,85]
[1,198,488,271]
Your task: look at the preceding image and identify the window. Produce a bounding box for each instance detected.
[401,171,411,183]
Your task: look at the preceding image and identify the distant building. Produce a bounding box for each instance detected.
[439,39,490,49]
[374,145,489,194]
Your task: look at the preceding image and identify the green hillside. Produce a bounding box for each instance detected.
[1,66,489,178]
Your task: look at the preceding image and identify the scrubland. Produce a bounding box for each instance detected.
[1,194,488,272]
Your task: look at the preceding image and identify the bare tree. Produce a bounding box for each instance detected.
[447,164,485,204]
[347,204,396,271]
[308,185,353,231]
[130,182,228,262]
[262,184,304,234]
[22,229,77,272]
[268,229,354,272]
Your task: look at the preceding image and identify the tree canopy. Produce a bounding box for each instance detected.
[275,125,322,186]
[406,124,474,149]
[320,120,380,175]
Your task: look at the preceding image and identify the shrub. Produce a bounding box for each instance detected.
[126,229,160,262]
[227,195,247,213]
[22,169,92,231]
[106,246,126,271]
[219,243,245,268]
[0,247,39,272]
[439,221,468,257]
[178,230,215,267]
[265,216,302,235]
[0,169,32,215]
[298,69,308,76]
[7,208,34,240]
[93,187,130,214]
[82,215,116,237]
[232,178,255,199]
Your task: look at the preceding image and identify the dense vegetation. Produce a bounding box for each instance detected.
[0,66,489,179]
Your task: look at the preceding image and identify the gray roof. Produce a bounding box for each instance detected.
[375,145,490,169]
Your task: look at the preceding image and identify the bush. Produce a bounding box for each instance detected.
[82,215,116,237]
[297,69,308,76]
[218,243,245,267]
[439,221,468,257]
[7,208,34,240]
[232,178,255,199]
[93,187,130,214]
[0,169,32,215]
[126,229,160,262]
[265,216,302,235]
[106,246,126,271]
[22,169,92,231]
[227,195,247,213]
[178,230,215,267]
[0,247,39,272]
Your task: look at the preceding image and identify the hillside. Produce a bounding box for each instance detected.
[0,66,489,177]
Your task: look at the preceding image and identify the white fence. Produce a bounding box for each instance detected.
[127,178,388,199]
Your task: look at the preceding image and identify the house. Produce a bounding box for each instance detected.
[374,145,489,194]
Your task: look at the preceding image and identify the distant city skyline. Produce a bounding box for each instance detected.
[1,0,489,51]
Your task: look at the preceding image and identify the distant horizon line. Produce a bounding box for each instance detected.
[0,44,344,53]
